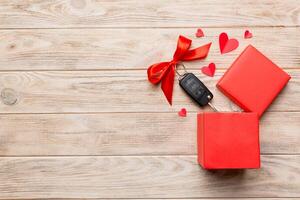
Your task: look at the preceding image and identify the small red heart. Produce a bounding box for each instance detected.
[195,28,204,38]
[201,63,216,77]
[178,108,187,117]
[244,30,253,39]
[219,32,239,54]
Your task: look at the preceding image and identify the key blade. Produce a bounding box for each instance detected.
[208,102,219,112]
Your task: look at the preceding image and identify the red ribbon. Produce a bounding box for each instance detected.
[147,35,211,105]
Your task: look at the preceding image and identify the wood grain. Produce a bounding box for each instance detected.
[0,1,299,199]
[0,112,299,156]
[0,70,297,113]
[0,27,299,71]
[0,155,299,199]
[0,0,299,28]
[10,199,293,200]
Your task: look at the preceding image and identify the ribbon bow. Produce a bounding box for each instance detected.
[147,35,211,105]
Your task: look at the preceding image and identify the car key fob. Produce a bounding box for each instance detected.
[179,73,214,107]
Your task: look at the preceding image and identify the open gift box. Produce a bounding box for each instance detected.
[197,112,260,169]
[197,45,290,169]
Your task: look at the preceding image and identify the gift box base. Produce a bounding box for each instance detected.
[197,112,260,169]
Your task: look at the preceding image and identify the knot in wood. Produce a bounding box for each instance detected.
[1,88,18,105]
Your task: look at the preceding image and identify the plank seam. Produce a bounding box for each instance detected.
[1,198,300,199]
[0,67,298,72]
[0,111,298,115]
[0,154,299,158]
[0,25,298,30]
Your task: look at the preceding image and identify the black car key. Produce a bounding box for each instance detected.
[179,73,218,111]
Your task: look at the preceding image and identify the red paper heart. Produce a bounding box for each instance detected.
[219,32,239,54]
[178,108,187,117]
[244,30,253,39]
[201,63,216,77]
[195,28,204,38]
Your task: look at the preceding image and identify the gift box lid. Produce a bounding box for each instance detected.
[217,45,290,117]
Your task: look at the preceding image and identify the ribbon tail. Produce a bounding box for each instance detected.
[183,42,212,61]
[161,65,175,105]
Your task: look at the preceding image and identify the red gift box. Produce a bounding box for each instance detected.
[217,45,290,118]
[197,112,260,169]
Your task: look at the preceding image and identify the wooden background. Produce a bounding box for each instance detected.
[0,0,299,199]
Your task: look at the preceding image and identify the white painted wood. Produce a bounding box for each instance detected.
[0,112,299,156]
[0,156,299,199]
[0,1,299,199]
[0,70,296,113]
[0,0,298,28]
[0,28,298,70]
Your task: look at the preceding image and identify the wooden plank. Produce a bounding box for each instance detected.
[1,199,293,200]
[0,155,299,198]
[1,199,294,200]
[0,0,298,28]
[0,112,299,156]
[0,70,297,113]
[0,198,294,200]
[0,27,299,70]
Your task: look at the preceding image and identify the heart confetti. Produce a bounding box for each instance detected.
[219,32,239,54]
[201,63,216,77]
[178,108,187,117]
[195,28,204,38]
[244,30,253,39]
